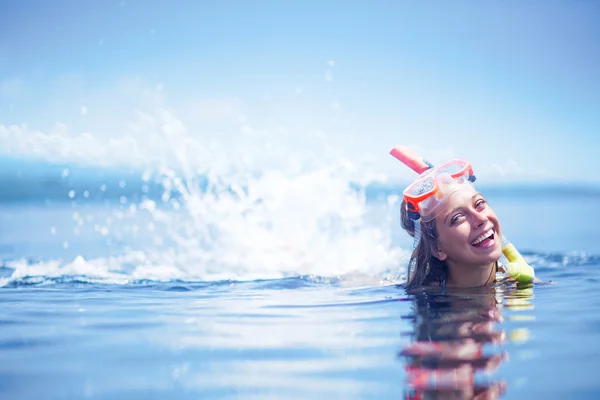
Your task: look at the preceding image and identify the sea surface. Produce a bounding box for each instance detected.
[1,159,600,399]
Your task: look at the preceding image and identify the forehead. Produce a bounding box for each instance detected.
[440,185,480,212]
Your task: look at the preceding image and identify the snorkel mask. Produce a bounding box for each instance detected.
[403,158,476,223]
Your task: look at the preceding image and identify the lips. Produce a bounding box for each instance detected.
[471,228,495,247]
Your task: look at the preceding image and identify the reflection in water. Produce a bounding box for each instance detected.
[400,283,534,399]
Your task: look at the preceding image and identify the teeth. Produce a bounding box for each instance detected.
[472,229,494,245]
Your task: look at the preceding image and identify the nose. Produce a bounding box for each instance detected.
[471,209,488,228]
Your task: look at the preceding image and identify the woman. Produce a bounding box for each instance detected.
[399,158,535,289]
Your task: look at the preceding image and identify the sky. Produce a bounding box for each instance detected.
[0,0,599,184]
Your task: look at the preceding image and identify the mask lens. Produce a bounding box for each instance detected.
[402,159,474,220]
[435,159,470,178]
[406,176,435,197]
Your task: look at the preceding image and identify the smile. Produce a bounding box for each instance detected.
[471,228,495,246]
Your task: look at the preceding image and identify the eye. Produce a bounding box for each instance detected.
[475,198,486,210]
[450,213,465,226]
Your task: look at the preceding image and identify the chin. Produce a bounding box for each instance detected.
[483,247,503,264]
[466,247,502,266]
[493,240,504,259]
[488,252,503,264]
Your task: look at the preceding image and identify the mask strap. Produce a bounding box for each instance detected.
[413,218,421,250]
[407,216,421,280]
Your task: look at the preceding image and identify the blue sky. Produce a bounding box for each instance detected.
[1,0,599,184]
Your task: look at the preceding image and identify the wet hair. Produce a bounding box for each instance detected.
[400,199,448,289]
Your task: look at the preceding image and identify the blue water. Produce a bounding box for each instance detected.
[1,161,600,399]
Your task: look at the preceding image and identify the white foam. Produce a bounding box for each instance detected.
[0,103,406,286]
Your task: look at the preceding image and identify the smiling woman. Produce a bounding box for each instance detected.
[401,187,503,288]
[396,152,535,289]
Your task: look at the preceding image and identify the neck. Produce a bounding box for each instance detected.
[445,261,496,288]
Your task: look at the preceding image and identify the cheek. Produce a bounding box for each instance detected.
[437,225,469,250]
[485,208,499,223]
[487,212,501,234]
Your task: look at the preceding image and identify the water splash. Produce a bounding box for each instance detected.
[0,106,405,286]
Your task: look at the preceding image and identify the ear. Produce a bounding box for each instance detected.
[432,246,447,261]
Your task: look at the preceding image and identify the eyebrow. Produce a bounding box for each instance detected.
[444,193,481,224]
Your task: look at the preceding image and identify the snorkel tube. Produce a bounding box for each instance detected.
[390,145,534,284]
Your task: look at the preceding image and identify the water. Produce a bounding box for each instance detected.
[2,115,600,399]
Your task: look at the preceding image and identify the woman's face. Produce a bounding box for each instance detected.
[433,186,503,267]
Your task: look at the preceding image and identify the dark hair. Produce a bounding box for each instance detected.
[400,199,448,289]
